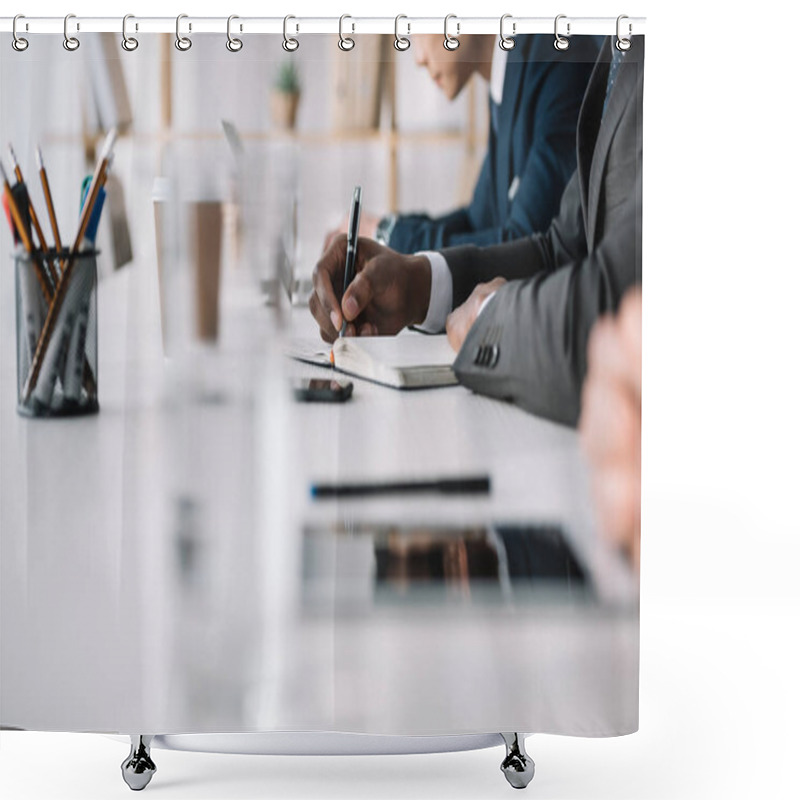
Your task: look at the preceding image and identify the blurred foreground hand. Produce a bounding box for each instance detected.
[580,287,642,571]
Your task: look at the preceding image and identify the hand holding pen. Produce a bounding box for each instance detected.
[310,233,433,344]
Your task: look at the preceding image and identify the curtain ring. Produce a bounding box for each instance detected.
[394,15,410,51]
[554,14,570,51]
[122,14,139,51]
[443,14,460,51]
[616,15,632,51]
[63,13,80,51]
[12,15,29,52]
[175,14,192,51]
[339,15,355,51]
[282,15,299,52]
[499,14,516,51]
[226,15,243,52]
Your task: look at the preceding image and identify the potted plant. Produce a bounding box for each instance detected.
[271,61,301,130]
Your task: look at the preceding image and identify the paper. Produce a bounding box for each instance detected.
[286,332,457,389]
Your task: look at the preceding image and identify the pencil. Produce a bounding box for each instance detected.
[0,160,53,302]
[8,144,59,286]
[36,145,64,265]
[22,128,117,402]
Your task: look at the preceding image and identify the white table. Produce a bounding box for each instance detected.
[0,264,638,790]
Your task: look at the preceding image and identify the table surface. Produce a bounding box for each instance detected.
[1,263,638,738]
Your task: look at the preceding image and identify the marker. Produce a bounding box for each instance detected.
[310,475,491,499]
[339,185,362,338]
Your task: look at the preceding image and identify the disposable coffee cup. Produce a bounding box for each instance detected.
[188,200,223,343]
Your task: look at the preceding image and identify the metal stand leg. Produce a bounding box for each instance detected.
[121,735,157,791]
[500,732,535,789]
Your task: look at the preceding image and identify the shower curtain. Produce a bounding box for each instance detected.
[0,19,643,755]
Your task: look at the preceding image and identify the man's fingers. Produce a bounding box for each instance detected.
[618,289,642,395]
[319,325,336,344]
[483,276,507,295]
[342,269,375,323]
[312,234,349,330]
[580,378,640,467]
[309,288,338,341]
[445,309,464,352]
[586,318,633,390]
[592,466,641,548]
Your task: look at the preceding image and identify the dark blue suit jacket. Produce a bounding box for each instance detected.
[389,35,602,253]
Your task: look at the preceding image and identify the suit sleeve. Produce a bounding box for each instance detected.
[442,168,587,307]
[451,115,642,428]
[387,154,492,253]
[388,56,594,253]
[443,60,595,248]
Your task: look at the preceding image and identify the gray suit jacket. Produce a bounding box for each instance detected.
[443,37,644,427]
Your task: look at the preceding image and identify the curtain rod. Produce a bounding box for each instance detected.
[0,16,646,37]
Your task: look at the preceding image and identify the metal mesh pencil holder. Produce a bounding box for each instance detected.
[15,247,100,417]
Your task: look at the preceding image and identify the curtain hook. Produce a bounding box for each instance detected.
[63,13,80,51]
[282,15,299,52]
[122,14,139,52]
[226,15,243,52]
[499,14,516,51]
[12,14,29,52]
[175,14,192,51]
[554,14,570,51]
[339,14,355,51]
[394,15,410,51]
[443,14,460,51]
[616,15,632,51]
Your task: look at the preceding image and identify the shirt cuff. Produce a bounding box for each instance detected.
[416,250,453,333]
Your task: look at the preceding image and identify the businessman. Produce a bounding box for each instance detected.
[310,36,644,427]
[326,34,601,251]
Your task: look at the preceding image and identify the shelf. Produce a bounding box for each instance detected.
[42,128,486,147]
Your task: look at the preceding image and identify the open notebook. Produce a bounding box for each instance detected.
[287,333,457,389]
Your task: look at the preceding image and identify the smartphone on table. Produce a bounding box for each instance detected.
[293,378,354,403]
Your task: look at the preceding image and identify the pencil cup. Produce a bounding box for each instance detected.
[14,248,100,417]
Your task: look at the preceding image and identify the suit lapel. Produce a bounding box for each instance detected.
[495,38,530,220]
[576,42,611,243]
[585,42,640,248]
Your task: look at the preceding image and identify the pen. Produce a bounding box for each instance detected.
[310,475,491,499]
[339,184,362,338]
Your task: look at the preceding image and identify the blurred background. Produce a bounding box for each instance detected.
[0,33,488,317]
